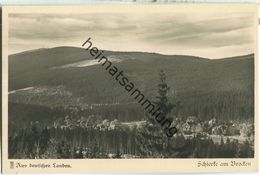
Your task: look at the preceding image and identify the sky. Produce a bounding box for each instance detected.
[9,11,256,59]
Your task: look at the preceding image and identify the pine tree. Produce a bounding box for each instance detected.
[153,70,175,131]
[57,140,71,158]
[91,139,99,158]
[236,140,253,158]
[206,138,214,158]
[75,146,84,158]
[135,70,178,157]
[114,147,122,158]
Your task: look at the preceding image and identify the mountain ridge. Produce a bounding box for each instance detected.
[10,46,254,60]
[8,46,254,122]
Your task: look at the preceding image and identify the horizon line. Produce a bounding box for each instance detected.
[9,46,254,60]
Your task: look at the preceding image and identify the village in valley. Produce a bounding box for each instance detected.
[54,114,254,145]
[42,112,254,159]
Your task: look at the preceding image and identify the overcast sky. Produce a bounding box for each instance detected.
[9,11,255,59]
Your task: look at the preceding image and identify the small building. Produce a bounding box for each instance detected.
[195,123,203,133]
[182,122,191,134]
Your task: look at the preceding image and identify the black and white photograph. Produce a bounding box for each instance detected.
[7,7,256,160]
[3,4,257,165]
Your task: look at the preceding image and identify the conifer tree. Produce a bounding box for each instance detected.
[135,70,177,157]
[153,70,175,130]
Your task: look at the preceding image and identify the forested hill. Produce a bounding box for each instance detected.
[9,47,254,121]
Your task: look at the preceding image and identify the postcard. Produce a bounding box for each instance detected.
[1,4,258,173]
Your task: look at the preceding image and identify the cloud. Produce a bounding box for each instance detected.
[8,11,255,58]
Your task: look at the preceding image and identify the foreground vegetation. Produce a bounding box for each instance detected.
[9,118,254,159]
